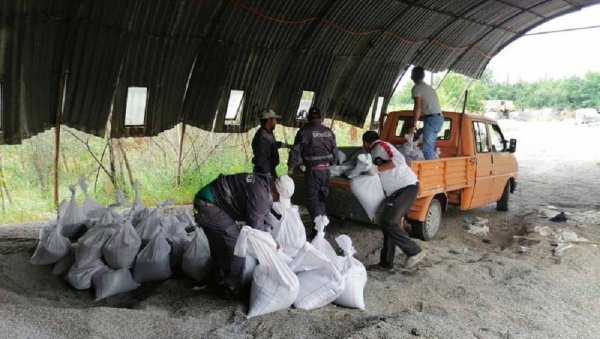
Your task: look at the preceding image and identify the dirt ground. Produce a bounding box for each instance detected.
[1,120,599,338]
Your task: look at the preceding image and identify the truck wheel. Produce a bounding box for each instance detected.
[496,182,510,211]
[409,199,442,241]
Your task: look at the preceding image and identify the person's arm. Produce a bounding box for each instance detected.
[411,96,423,134]
[245,187,271,232]
[287,131,304,170]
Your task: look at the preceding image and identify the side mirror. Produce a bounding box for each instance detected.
[508,138,517,153]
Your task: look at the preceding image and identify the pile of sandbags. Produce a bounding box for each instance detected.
[31,180,210,301]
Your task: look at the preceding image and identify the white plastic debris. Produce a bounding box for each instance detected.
[534,225,554,237]
[234,226,299,318]
[465,217,489,236]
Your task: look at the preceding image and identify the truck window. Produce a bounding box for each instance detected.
[437,119,452,140]
[490,124,505,152]
[395,117,415,137]
[473,121,490,153]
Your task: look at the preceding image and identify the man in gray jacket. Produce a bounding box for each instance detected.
[288,107,338,230]
[252,109,290,178]
[193,172,275,298]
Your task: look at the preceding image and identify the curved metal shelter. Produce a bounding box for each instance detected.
[1,0,599,144]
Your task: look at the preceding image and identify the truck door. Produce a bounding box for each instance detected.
[489,124,514,201]
[469,121,493,208]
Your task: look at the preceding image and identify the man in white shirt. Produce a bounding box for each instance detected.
[410,66,443,160]
[362,131,426,270]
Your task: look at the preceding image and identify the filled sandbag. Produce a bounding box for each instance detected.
[346,153,373,179]
[310,216,342,270]
[234,226,299,318]
[103,219,142,269]
[334,235,367,310]
[79,177,105,219]
[167,231,188,268]
[135,208,162,245]
[52,245,76,276]
[59,185,89,239]
[242,256,258,286]
[132,231,172,283]
[272,206,306,258]
[93,267,140,301]
[289,243,345,310]
[399,133,425,162]
[350,174,385,221]
[181,229,212,282]
[67,258,107,290]
[75,226,116,266]
[132,207,152,227]
[161,214,186,237]
[94,208,118,228]
[176,209,197,232]
[30,223,71,265]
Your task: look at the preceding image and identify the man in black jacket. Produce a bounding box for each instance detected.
[193,172,275,298]
[288,107,338,226]
[252,109,290,178]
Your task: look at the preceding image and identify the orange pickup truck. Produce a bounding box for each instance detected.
[291,110,518,241]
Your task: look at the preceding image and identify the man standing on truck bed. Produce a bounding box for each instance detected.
[288,107,338,237]
[362,131,426,270]
[252,109,290,178]
[410,66,443,160]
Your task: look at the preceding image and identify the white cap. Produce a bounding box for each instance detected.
[260,109,282,120]
[275,175,295,199]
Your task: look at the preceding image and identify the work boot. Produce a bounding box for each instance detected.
[367,263,394,272]
[403,250,427,269]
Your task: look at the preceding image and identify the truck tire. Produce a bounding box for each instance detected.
[496,182,510,211]
[409,198,442,241]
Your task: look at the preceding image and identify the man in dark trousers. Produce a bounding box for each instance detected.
[252,109,290,178]
[362,131,426,270]
[193,172,275,298]
[288,107,338,236]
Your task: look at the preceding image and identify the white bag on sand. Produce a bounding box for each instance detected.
[79,177,105,219]
[67,258,107,290]
[30,223,71,265]
[234,226,299,318]
[181,229,212,282]
[135,208,163,245]
[350,174,385,221]
[60,185,89,239]
[133,231,172,283]
[310,216,342,270]
[272,206,306,258]
[289,243,345,310]
[75,226,116,266]
[93,267,140,301]
[52,246,75,276]
[103,220,141,269]
[334,235,367,310]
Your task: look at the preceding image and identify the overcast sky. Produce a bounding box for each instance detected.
[487,4,600,83]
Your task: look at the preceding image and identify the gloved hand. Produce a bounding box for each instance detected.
[366,165,378,176]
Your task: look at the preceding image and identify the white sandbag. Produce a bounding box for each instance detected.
[399,133,425,162]
[59,185,89,239]
[181,229,212,282]
[310,216,342,270]
[242,256,258,286]
[79,177,105,219]
[52,246,75,276]
[167,231,188,268]
[338,150,347,164]
[57,199,68,221]
[75,226,116,266]
[67,258,107,290]
[94,208,118,228]
[234,226,299,318]
[103,219,142,269]
[350,174,385,221]
[30,223,71,265]
[135,208,163,245]
[267,212,281,235]
[132,231,172,283]
[289,242,345,310]
[346,153,373,179]
[132,207,152,227]
[93,267,140,301]
[272,206,306,258]
[161,214,186,237]
[176,209,197,232]
[334,235,367,310]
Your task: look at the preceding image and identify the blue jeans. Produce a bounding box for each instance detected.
[422,115,444,159]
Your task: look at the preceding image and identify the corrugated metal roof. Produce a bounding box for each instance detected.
[1,0,599,143]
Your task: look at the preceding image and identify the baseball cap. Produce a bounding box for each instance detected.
[307,107,321,120]
[259,109,282,120]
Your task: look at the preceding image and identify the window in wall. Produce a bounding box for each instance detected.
[374,96,385,123]
[490,124,505,152]
[395,117,416,137]
[125,87,148,126]
[296,90,315,120]
[473,121,490,153]
[225,90,244,125]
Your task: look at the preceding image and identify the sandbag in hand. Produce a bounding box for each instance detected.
[365,165,378,176]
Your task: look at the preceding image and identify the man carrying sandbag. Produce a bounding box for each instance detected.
[362,131,426,271]
[193,172,277,299]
